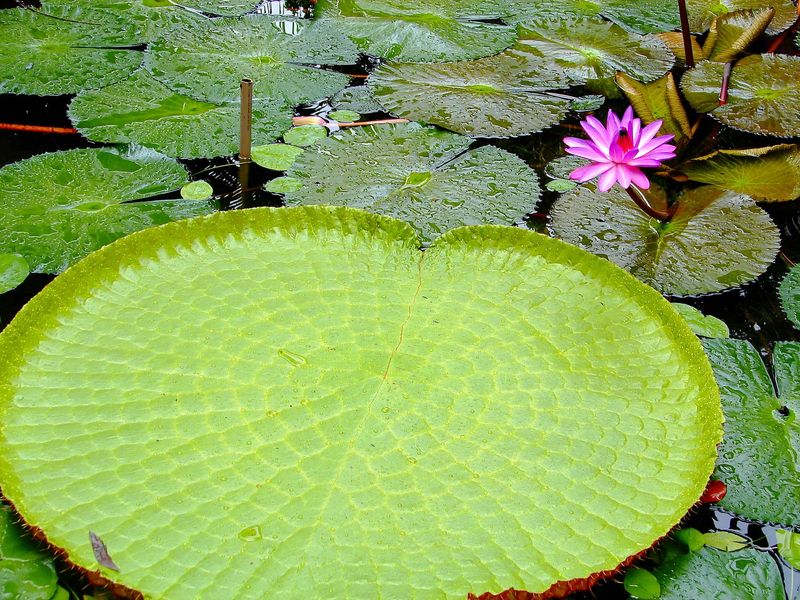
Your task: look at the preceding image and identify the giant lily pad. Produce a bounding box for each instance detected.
[682,145,800,201]
[687,0,797,34]
[681,55,800,138]
[0,8,142,96]
[368,47,574,137]
[702,338,800,524]
[514,18,674,85]
[549,184,781,296]
[0,146,216,274]
[144,16,358,103]
[69,69,291,159]
[780,265,800,330]
[314,0,516,62]
[280,123,541,242]
[0,205,721,598]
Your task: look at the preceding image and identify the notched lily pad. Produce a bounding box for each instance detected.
[0,254,29,295]
[780,265,800,330]
[671,303,729,338]
[0,146,217,273]
[681,55,800,138]
[702,338,800,524]
[69,70,291,159]
[280,123,541,243]
[549,184,781,295]
[144,16,358,103]
[681,145,800,202]
[0,8,142,96]
[0,206,721,599]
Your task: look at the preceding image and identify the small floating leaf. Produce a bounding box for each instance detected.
[0,146,216,273]
[653,546,785,598]
[570,95,605,112]
[281,123,541,243]
[0,503,59,600]
[144,17,358,103]
[180,180,214,200]
[671,304,729,338]
[89,531,120,572]
[623,567,661,599]
[0,8,142,96]
[776,530,800,570]
[780,265,800,330]
[264,176,303,194]
[0,254,29,295]
[702,338,800,524]
[681,145,800,202]
[681,55,800,138]
[549,184,780,296]
[315,0,516,62]
[69,70,291,159]
[283,125,328,147]
[702,531,749,551]
[615,72,693,142]
[546,179,578,192]
[0,206,721,598]
[328,110,361,123]
[675,527,706,552]
[252,144,305,170]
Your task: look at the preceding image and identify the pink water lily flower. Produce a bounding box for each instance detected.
[564,107,676,192]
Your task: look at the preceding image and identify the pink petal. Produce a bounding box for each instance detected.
[621,106,634,129]
[565,145,610,161]
[581,116,613,151]
[609,141,624,162]
[597,168,619,192]
[616,164,633,188]
[605,110,620,138]
[627,157,663,168]
[638,136,676,157]
[630,117,642,146]
[569,161,614,181]
[629,168,651,188]
[563,137,598,150]
[638,119,666,146]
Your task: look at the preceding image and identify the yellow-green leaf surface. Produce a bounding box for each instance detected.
[0,207,722,599]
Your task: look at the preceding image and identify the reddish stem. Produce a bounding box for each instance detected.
[0,122,78,134]
[625,185,673,221]
[677,0,694,68]
[337,118,410,128]
[718,62,732,106]
[766,13,800,53]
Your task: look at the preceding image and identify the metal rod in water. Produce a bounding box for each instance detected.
[239,78,253,161]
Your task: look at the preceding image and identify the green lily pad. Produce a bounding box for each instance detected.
[0,146,217,274]
[368,50,574,137]
[331,86,385,114]
[0,254,29,295]
[501,0,603,25]
[0,504,59,600]
[44,0,262,18]
[328,110,361,123]
[780,265,800,330]
[281,123,541,243]
[702,531,749,551]
[0,8,142,96]
[283,124,328,147]
[682,145,800,202]
[0,205,722,598]
[570,95,606,112]
[681,55,800,138]
[671,303,729,338]
[615,72,694,143]
[546,179,578,192]
[623,567,661,599]
[515,18,674,86]
[252,144,305,171]
[702,338,800,524]
[687,0,797,34]
[314,0,517,62]
[653,546,785,599]
[264,176,303,193]
[180,180,214,200]
[776,530,800,570]
[702,8,776,62]
[144,16,358,103]
[546,155,589,180]
[69,70,291,159]
[549,185,781,296]
[166,0,261,15]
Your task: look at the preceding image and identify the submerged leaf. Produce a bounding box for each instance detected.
[681,144,800,201]
[0,254,29,295]
[0,146,216,273]
[615,72,693,142]
[69,70,291,159]
[780,265,800,330]
[671,303,729,338]
[681,55,800,137]
[549,184,780,295]
[0,504,59,600]
[702,338,800,524]
[0,8,142,96]
[0,206,721,598]
[280,123,541,242]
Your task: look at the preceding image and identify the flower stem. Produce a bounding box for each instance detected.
[625,186,673,222]
[677,0,694,68]
[718,62,732,106]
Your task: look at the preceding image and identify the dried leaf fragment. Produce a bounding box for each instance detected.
[89,531,120,571]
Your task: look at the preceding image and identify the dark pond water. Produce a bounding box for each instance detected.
[1,0,799,598]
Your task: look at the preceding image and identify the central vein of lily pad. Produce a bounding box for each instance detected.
[401,170,433,189]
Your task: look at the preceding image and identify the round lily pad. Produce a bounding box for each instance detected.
[515,18,674,85]
[252,144,305,171]
[780,265,800,330]
[671,304,729,338]
[314,0,516,62]
[144,16,358,103]
[180,180,214,200]
[281,123,541,243]
[283,124,328,147]
[0,8,142,96]
[682,144,800,202]
[681,55,800,138]
[328,110,361,123]
[0,146,217,274]
[368,54,573,137]
[687,0,798,34]
[549,184,781,296]
[265,176,303,193]
[0,254,29,295]
[702,338,800,524]
[0,206,722,599]
[69,70,292,160]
